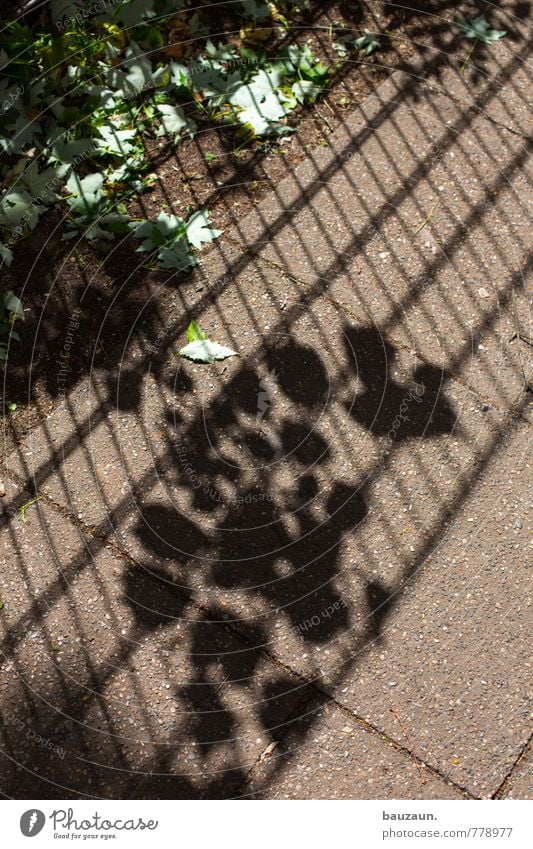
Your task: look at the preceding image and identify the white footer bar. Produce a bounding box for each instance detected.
[5,799,531,847]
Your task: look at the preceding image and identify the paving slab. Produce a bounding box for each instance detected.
[326,420,531,798]
[424,50,531,140]
[0,502,310,799]
[250,701,464,800]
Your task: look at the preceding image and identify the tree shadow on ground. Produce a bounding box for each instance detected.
[0,324,458,798]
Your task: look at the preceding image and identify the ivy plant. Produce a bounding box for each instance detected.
[0,290,24,361]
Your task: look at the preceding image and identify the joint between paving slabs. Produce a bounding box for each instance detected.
[492,733,533,800]
[0,467,108,543]
[417,79,532,143]
[235,682,476,801]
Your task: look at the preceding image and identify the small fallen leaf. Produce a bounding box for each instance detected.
[179,321,238,363]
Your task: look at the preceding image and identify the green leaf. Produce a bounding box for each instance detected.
[123,42,154,91]
[169,61,191,90]
[131,208,219,270]
[50,137,93,165]
[131,211,185,251]
[229,69,293,135]
[20,162,68,202]
[186,320,207,342]
[189,63,227,95]
[204,40,239,65]
[3,291,24,322]
[96,124,137,157]
[353,30,380,56]
[0,190,39,228]
[82,213,131,242]
[112,0,157,27]
[239,0,270,20]
[105,42,156,100]
[155,103,196,139]
[50,0,84,24]
[0,290,24,359]
[66,172,105,214]
[332,38,349,59]
[333,31,380,57]
[275,44,315,73]
[291,80,321,104]
[0,243,13,266]
[0,113,40,154]
[157,242,196,271]
[185,209,223,249]
[456,15,506,44]
[179,331,238,363]
[84,85,118,107]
